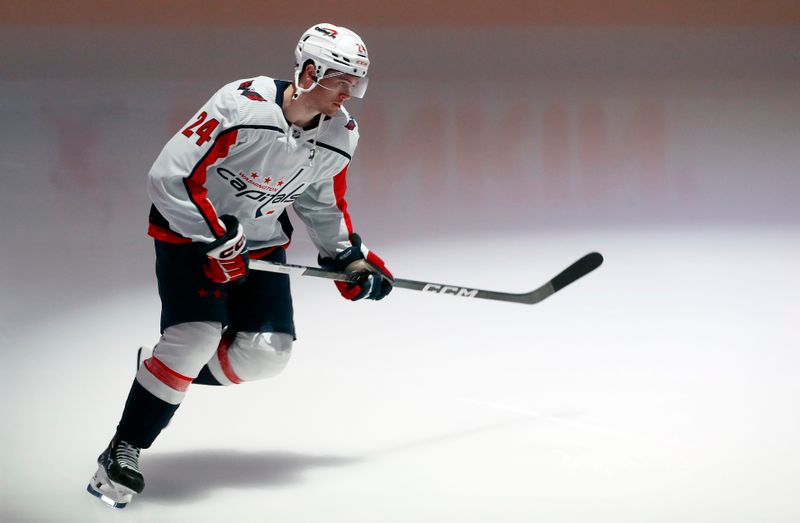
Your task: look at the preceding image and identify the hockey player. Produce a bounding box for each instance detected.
[87,23,393,509]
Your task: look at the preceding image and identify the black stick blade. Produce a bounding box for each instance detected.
[550,252,604,292]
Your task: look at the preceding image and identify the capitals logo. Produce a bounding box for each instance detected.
[315,26,338,38]
[237,80,267,102]
[217,167,306,218]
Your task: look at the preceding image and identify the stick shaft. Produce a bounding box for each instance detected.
[249,252,602,305]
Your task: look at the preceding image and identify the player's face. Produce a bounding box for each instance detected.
[313,73,361,115]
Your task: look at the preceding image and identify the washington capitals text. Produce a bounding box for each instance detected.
[216,167,306,218]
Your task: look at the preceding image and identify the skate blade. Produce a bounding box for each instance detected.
[86,467,136,509]
[87,483,131,508]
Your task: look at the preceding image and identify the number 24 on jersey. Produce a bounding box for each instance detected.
[181,111,220,146]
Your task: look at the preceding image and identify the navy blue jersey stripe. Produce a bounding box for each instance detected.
[230,124,285,134]
[312,141,352,160]
[273,80,292,106]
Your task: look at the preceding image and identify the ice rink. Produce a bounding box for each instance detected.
[2,12,799,523]
[2,227,799,522]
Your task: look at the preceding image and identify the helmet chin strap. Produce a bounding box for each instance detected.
[292,69,319,100]
[306,102,351,167]
[289,68,353,167]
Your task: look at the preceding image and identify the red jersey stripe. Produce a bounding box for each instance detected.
[249,244,289,260]
[184,129,239,239]
[332,165,353,236]
[147,223,193,244]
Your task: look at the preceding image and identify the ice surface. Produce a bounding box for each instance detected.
[1,228,799,523]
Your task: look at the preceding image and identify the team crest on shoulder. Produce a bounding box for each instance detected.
[237,80,268,102]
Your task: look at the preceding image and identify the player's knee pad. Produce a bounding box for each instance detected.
[207,331,293,385]
[136,321,223,404]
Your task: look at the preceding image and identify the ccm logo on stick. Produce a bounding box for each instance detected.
[422,284,478,298]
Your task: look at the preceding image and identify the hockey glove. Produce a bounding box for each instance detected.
[202,215,249,284]
[319,233,393,301]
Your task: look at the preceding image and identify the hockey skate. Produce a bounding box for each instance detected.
[86,438,144,508]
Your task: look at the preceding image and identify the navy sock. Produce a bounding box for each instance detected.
[115,380,180,449]
[193,365,223,386]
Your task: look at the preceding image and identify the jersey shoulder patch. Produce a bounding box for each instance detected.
[227,76,284,127]
[237,80,268,102]
[318,112,359,158]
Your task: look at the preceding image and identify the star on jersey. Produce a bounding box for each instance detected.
[216,167,306,219]
[197,288,223,299]
[239,171,276,185]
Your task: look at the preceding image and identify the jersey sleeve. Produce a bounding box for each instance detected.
[292,164,355,259]
[147,86,241,244]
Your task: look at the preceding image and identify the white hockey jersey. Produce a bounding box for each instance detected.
[147,76,359,259]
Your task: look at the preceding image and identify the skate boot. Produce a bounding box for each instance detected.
[86,437,144,508]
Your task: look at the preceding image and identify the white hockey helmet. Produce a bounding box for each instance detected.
[294,23,370,98]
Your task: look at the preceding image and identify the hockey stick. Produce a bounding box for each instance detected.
[249,252,603,305]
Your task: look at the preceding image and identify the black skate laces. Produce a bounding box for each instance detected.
[115,441,141,472]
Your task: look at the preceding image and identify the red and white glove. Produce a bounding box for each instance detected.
[319,233,393,301]
[202,215,248,284]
